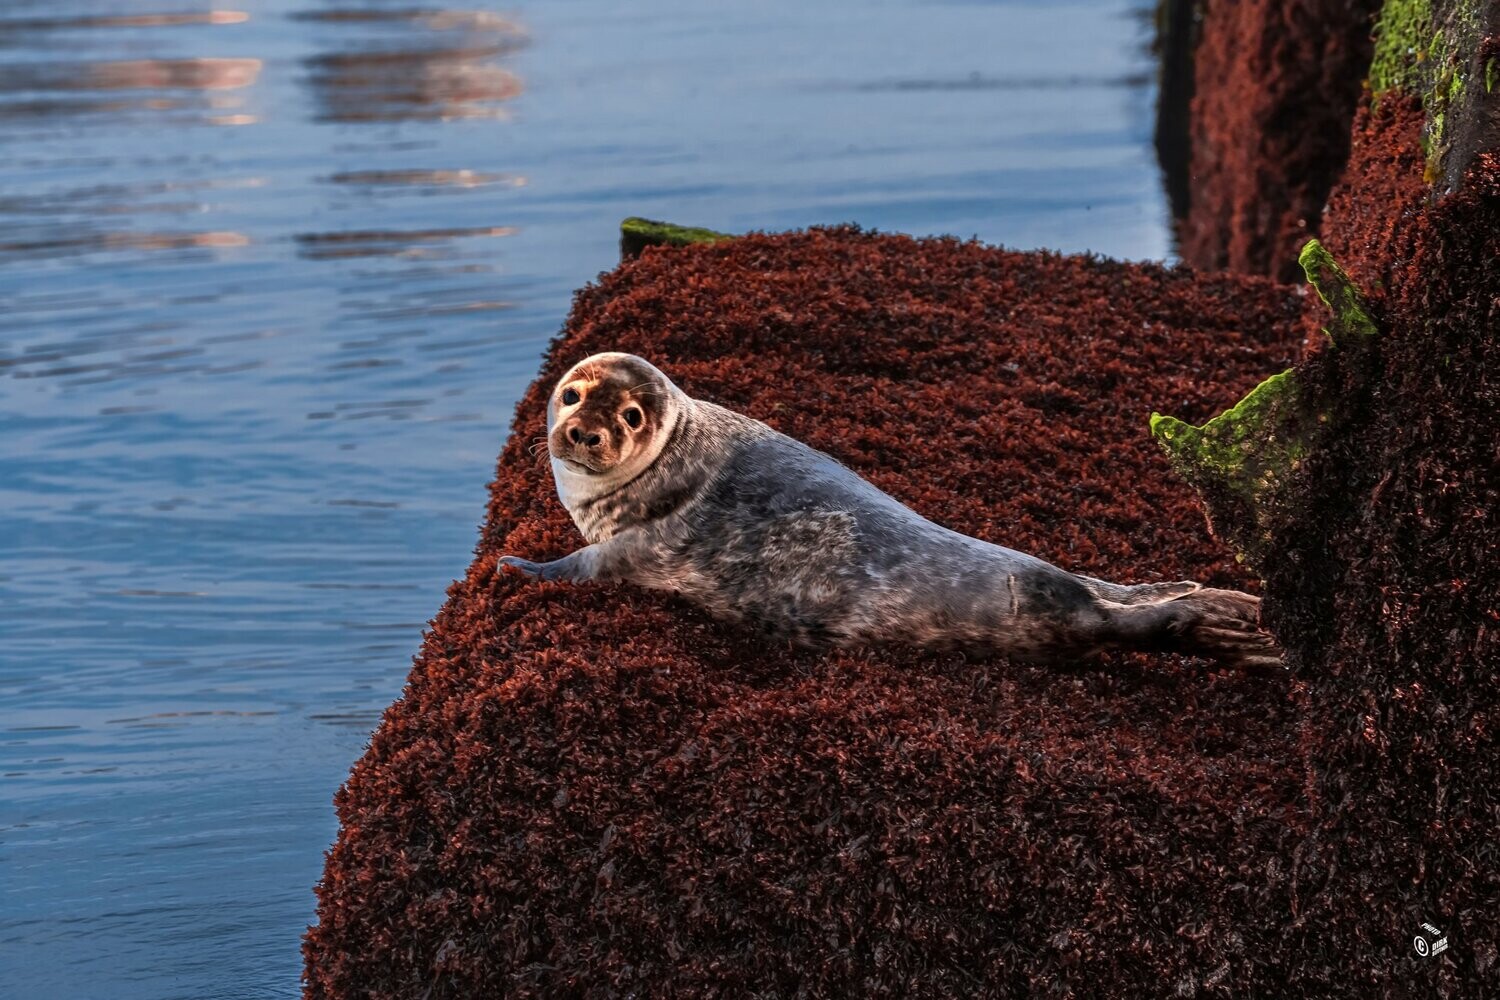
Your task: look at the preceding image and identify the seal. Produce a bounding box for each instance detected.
[501,352,1283,667]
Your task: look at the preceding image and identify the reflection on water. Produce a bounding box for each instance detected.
[0,228,251,258]
[0,56,263,91]
[0,11,250,33]
[301,7,526,122]
[0,10,259,124]
[849,70,1153,91]
[295,224,515,258]
[0,2,1169,998]
[328,167,525,189]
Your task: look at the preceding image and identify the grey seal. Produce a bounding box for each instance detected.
[501,352,1283,667]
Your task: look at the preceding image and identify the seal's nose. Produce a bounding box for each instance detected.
[565,423,603,448]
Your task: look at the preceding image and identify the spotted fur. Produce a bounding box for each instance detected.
[502,353,1283,667]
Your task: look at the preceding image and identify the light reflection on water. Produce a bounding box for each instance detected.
[0,1,1168,996]
[298,7,526,123]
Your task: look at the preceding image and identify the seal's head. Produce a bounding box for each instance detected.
[547,352,684,502]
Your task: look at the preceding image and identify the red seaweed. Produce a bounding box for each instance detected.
[303,1,1500,985]
[1260,108,1500,995]
[303,231,1313,997]
[1175,0,1383,281]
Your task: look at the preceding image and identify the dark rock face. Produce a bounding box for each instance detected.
[1264,131,1500,996]
[1174,0,1382,281]
[302,231,1309,998]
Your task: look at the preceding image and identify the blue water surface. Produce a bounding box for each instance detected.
[0,1,1168,996]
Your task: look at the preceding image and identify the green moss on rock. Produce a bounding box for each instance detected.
[620,217,734,260]
[1369,0,1491,181]
[1151,242,1376,574]
[1151,370,1313,573]
[1151,371,1304,485]
[1298,239,1378,342]
[1370,0,1436,96]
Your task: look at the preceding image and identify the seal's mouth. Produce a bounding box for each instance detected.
[559,456,602,475]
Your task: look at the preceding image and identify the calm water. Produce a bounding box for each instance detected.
[0,2,1167,996]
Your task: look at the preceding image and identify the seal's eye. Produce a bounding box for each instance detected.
[561,387,580,406]
[623,407,643,429]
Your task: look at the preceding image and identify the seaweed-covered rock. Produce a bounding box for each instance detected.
[303,230,1309,998]
[1157,0,1497,590]
[1149,239,1378,574]
[619,217,733,259]
[303,1,1500,993]
[1265,152,1500,1000]
[1171,0,1384,280]
[1161,0,1500,992]
[1253,4,1500,990]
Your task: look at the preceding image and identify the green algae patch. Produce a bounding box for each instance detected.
[1151,371,1314,574]
[1371,0,1485,98]
[1369,0,1492,183]
[1151,372,1304,483]
[1299,239,1378,342]
[1151,242,1377,574]
[620,217,734,259]
[1370,0,1436,96]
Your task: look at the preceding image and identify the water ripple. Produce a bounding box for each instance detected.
[294,224,515,259]
[0,2,1169,997]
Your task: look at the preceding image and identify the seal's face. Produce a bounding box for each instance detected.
[547,353,677,482]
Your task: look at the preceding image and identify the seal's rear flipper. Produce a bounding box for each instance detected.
[1081,576,1201,605]
[1102,587,1284,667]
[1163,588,1284,668]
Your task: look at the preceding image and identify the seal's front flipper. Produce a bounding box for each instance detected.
[499,555,546,577]
[498,530,653,585]
[499,550,598,583]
